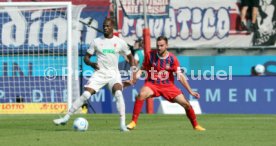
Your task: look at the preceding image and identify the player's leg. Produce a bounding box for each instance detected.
[251,0,260,31]
[68,88,95,115]
[252,7,258,24]
[241,6,248,23]
[240,0,249,30]
[53,72,107,125]
[127,86,154,130]
[53,88,95,125]
[111,83,129,132]
[66,88,95,119]
[173,94,205,131]
[108,71,130,132]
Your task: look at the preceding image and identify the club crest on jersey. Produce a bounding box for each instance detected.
[113,43,117,48]
[160,70,169,80]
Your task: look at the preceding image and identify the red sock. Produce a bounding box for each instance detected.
[185,107,198,128]
[132,98,144,123]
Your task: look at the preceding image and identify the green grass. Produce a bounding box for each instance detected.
[0,114,275,146]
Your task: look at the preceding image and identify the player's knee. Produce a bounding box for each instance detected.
[137,92,147,100]
[177,100,191,109]
[183,102,192,109]
[112,83,123,93]
[85,87,96,95]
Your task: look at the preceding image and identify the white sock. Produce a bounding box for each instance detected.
[114,90,126,127]
[65,91,91,120]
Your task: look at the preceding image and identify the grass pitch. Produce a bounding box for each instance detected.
[0,114,275,146]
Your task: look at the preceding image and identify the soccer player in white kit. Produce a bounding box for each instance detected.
[53,18,136,132]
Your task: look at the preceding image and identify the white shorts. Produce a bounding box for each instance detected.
[84,70,122,93]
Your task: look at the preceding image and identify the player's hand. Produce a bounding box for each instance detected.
[190,91,200,99]
[90,63,99,70]
[130,66,138,84]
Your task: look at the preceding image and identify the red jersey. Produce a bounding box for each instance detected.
[142,50,180,85]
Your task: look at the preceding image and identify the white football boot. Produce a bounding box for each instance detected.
[53,115,70,125]
[120,125,129,132]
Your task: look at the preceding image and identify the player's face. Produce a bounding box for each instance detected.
[156,40,168,56]
[103,20,113,36]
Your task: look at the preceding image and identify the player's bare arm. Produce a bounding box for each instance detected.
[84,52,99,70]
[122,66,145,88]
[177,72,200,99]
[126,53,138,84]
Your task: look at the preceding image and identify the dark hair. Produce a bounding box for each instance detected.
[135,39,143,47]
[135,39,142,43]
[157,36,168,44]
[104,17,114,26]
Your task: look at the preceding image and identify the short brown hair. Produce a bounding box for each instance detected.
[157,36,168,44]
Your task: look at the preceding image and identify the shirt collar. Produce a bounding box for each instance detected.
[157,51,169,59]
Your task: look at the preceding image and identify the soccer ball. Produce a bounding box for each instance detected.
[254,64,265,75]
[73,117,89,131]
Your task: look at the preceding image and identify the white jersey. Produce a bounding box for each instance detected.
[87,35,131,71]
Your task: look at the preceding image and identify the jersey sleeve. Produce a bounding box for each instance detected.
[119,39,131,56]
[87,40,96,55]
[172,55,181,73]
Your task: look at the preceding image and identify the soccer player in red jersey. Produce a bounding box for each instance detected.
[126,36,205,131]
